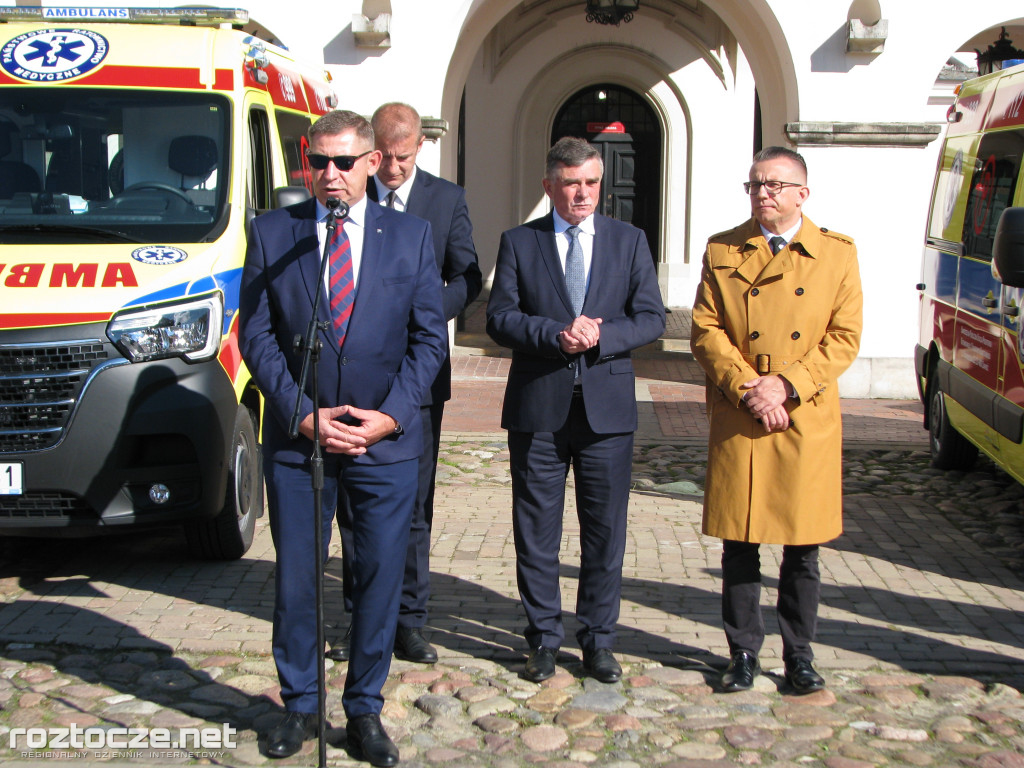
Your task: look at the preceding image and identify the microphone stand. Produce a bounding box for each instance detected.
[288,196,347,768]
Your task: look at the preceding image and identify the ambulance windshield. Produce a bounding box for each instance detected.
[0,89,228,243]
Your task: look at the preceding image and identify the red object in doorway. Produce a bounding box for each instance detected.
[587,121,626,134]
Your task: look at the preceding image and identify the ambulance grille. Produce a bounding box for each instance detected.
[0,341,113,452]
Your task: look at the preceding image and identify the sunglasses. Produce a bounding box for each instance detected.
[305,149,371,171]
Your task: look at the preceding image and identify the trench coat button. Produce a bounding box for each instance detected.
[751,288,759,296]
[820,227,829,233]
[791,331,800,340]
[795,287,804,295]
[750,331,760,340]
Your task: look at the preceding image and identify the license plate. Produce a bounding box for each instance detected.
[1,463,23,495]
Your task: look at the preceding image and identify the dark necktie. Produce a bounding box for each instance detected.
[385,190,396,209]
[768,235,786,255]
[565,225,586,316]
[328,221,354,347]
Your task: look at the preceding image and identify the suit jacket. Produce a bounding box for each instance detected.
[239,197,447,466]
[486,212,665,434]
[370,168,482,405]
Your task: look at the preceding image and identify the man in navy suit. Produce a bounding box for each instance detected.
[239,110,446,766]
[486,137,665,684]
[332,102,481,666]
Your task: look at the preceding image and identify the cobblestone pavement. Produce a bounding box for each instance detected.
[1,349,1024,767]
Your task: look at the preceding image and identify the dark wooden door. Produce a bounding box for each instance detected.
[552,85,661,269]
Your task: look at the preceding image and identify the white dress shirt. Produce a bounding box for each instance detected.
[552,209,595,289]
[372,165,417,213]
[759,218,802,248]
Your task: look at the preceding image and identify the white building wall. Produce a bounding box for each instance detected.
[18,0,1024,397]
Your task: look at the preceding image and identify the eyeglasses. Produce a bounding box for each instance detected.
[743,180,804,195]
[306,149,372,171]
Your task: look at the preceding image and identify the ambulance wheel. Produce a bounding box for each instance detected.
[186,405,261,560]
[928,384,978,470]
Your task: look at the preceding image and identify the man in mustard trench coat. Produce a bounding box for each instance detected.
[691,146,862,695]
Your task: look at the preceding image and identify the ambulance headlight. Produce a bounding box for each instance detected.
[107,295,223,363]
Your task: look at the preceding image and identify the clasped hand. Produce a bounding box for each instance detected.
[559,315,602,354]
[741,375,791,433]
[299,405,396,455]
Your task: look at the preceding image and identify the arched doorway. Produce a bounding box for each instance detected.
[552,84,662,268]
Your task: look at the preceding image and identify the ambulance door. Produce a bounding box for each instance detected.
[995,129,1024,480]
[952,130,1018,457]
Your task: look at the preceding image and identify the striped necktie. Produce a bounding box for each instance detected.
[328,221,354,347]
[768,236,786,255]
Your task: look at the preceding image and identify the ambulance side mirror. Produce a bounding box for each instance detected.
[992,207,1024,287]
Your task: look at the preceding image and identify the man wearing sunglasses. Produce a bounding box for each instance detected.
[690,146,862,697]
[240,110,446,765]
[331,102,481,667]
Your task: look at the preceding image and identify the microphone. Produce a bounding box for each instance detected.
[326,197,350,221]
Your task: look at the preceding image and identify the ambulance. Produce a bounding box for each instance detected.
[916,60,1024,485]
[0,7,334,557]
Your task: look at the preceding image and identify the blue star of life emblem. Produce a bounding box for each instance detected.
[1,28,109,82]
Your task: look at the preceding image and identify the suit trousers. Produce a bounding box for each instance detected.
[721,539,820,662]
[508,394,633,652]
[338,403,442,627]
[266,455,415,717]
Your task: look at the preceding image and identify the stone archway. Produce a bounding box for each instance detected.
[440,0,801,304]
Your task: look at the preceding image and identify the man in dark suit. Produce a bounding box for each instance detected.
[331,102,481,665]
[486,137,665,684]
[239,110,446,765]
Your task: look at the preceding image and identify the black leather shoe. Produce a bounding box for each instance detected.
[785,657,825,694]
[582,648,622,683]
[326,624,351,662]
[720,651,760,692]
[523,646,557,682]
[394,625,438,664]
[265,711,317,759]
[346,713,399,768]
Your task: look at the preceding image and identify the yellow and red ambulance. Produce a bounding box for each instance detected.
[917,60,1024,484]
[0,7,334,557]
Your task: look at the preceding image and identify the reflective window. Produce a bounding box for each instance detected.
[963,130,1024,262]
[0,89,230,243]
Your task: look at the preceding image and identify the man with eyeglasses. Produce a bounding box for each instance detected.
[331,102,482,667]
[690,146,862,696]
[240,110,446,765]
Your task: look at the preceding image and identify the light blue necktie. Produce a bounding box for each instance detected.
[565,225,586,316]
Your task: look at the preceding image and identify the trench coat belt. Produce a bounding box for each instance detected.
[742,352,790,375]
